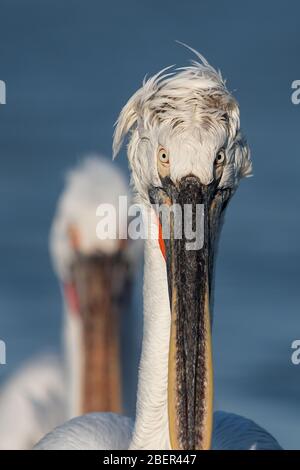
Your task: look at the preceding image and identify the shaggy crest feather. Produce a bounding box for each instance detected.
[113,48,252,203]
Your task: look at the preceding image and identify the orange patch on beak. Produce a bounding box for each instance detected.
[64,282,80,315]
[158,220,166,261]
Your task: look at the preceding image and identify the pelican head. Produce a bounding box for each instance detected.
[114,51,252,450]
[50,156,133,414]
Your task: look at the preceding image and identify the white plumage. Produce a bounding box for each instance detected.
[34,411,281,450]
[0,156,134,449]
[211,412,281,450]
[35,413,133,450]
[0,355,65,450]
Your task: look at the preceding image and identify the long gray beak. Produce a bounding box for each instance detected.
[149,176,231,450]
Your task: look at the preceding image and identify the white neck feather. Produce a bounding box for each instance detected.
[130,207,171,450]
[63,305,84,419]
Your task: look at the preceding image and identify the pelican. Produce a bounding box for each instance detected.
[34,50,282,450]
[0,156,135,449]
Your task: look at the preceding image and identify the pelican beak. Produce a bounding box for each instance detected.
[149,176,231,450]
[68,252,131,414]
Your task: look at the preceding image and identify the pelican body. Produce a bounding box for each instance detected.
[0,156,135,449]
[34,50,281,451]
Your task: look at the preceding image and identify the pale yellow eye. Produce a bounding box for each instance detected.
[158,148,169,165]
[215,150,226,165]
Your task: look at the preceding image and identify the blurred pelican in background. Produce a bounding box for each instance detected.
[0,156,138,449]
[35,50,281,450]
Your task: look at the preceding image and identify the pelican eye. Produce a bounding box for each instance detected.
[158,148,169,165]
[214,150,226,165]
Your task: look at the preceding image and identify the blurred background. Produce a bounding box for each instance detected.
[0,0,299,449]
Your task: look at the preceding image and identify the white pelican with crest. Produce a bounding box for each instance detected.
[34,51,281,450]
[0,156,135,449]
